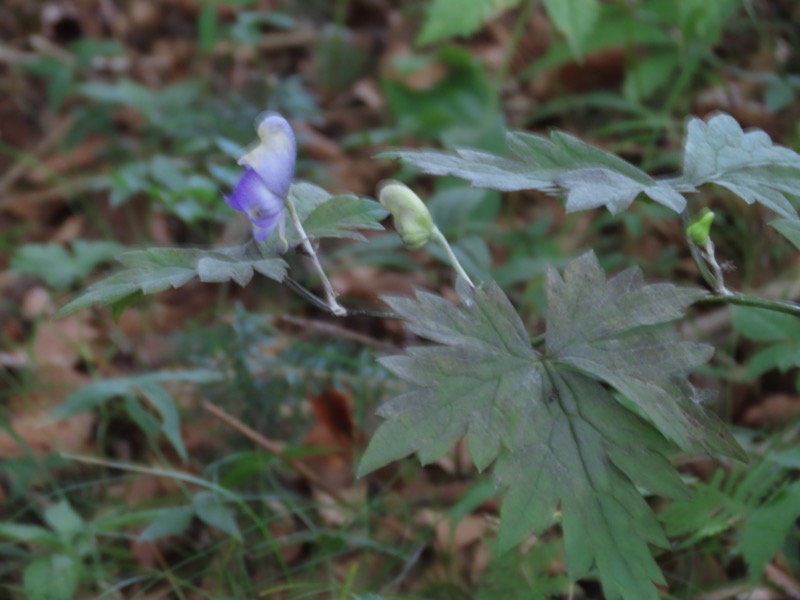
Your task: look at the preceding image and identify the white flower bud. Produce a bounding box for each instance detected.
[377,180,435,251]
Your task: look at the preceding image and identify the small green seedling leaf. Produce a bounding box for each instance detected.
[193,491,241,540]
[138,382,188,462]
[52,370,220,460]
[417,0,521,45]
[24,554,81,600]
[738,481,800,579]
[43,501,84,538]
[542,0,600,59]
[11,240,123,289]
[139,506,194,541]
[0,523,56,545]
[732,306,800,379]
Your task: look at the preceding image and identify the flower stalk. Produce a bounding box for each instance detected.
[284,194,347,316]
[378,180,474,287]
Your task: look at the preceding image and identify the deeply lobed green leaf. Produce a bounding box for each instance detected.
[681,113,800,220]
[56,182,386,318]
[55,243,287,318]
[359,252,745,600]
[380,129,686,214]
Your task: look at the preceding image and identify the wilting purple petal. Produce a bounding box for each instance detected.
[224,112,297,243]
[228,168,284,242]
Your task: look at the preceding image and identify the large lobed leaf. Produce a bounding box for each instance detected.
[379,129,686,214]
[55,242,287,318]
[56,182,387,317]
[359,252,744,600]
[681,113,800,221]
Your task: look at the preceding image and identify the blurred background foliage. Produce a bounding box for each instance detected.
[0,0,799,598]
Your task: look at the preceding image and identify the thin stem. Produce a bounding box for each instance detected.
[283,276,401,320]
[432,227,474,287]
[697,292,800,318]
[284,195,347,316]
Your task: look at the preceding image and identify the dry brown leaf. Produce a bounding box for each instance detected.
[742,394,800,428]
[21,285,52,319]
[0,364,93,458]
[34,312,98,369]
[299,390,358,490]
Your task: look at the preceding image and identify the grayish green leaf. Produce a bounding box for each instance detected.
[359,253,742,599]
[197,256,255,286]
[546,253,743,459]
[57,181,385,318]
[377,147,548,191]
[302,195,388,241]
[682,113,800,219]
[55,243,287,318]
[380,129,686,214]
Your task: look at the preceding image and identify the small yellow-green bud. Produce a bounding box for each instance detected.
[377,180,435,250]
[687,209,715,245]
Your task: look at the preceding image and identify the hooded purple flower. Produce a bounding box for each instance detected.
[224,113,297,242]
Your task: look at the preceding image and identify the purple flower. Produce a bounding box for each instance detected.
[224,113,296,242]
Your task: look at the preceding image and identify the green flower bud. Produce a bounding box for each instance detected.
[377,180,435,250]
[687,209,715,245]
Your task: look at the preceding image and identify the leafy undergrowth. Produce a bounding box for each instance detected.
[0,1,799,599]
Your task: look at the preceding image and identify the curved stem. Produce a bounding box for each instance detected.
[696,292,800,318]
[285,194,346,316]
[432,227,474,287]
[283,276,402,320]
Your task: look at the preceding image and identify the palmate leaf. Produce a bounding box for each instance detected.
[56,182,387,317]
[359,252,745,600]
[681,113,800,220]
[379,129,686,214]
[55,242,287,318]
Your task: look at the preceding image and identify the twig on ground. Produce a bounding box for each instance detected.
[276,314,400,352]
